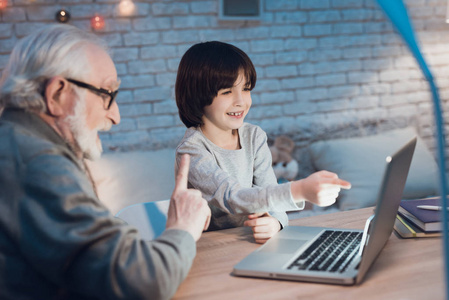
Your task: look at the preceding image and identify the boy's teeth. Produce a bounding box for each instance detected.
[228,112,242,116]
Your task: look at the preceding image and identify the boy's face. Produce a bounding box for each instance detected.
[201,70,252,134]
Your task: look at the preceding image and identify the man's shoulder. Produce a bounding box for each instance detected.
[0,120,74,167]
[0,119,98,204]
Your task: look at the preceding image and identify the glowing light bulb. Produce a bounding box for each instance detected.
[91,14,105,30]
[55,9,71,23]
[0,0,8,10]
[118,0,135,16]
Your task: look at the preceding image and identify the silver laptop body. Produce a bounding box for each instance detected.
[233,137,417,285]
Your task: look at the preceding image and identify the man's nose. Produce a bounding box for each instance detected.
[107,101,121,125]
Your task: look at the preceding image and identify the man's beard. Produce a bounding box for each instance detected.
[65,97,107,161]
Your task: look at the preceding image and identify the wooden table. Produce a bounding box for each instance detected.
[173,207,444,300]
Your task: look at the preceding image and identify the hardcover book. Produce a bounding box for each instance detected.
[394,215,441,238]
[397,197,444,232]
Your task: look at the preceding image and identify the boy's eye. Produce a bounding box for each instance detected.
[243,87,251,92]
[221,90,231,95]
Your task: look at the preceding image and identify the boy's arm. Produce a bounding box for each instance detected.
[176,142,301,215]
[251,128,304,225]
[269,211,289,229]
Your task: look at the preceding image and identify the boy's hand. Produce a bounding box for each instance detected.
[244,212,281,244]
[291,170,351,207]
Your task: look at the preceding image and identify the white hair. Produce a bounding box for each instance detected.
[65,91,103,160]
[0,24,109,113]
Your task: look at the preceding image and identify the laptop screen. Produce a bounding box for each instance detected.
[356,137,416,283]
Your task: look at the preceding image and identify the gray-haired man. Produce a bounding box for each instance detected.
[0,24,210,300]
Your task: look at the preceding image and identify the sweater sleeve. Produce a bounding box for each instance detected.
[19,153,196,300]
[176,132,302,215]
[251,128,303,228]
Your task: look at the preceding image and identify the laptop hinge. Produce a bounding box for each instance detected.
[358,214,374,257]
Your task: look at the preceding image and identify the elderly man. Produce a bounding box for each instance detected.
[0,24,210,299]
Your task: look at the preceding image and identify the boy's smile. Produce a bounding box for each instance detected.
[227,111,244,117]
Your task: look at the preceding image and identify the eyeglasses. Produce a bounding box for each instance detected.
[66,78,119,110]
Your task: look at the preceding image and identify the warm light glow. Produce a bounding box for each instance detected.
[118,0,135,16]
[0,0,8,10]
[91,14,105,30]
[55,9,71,23]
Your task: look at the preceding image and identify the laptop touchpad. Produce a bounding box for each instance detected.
[260,238,308,254]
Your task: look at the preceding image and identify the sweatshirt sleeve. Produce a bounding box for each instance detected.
[251,128,303,228]
[176,131,303,215]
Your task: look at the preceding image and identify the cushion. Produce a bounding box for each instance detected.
[309,127,439,211]
[86,149,176,215]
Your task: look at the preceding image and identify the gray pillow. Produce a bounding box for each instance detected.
[309,127,439,211]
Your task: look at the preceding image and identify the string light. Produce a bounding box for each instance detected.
[90,14,105,30]
[55,9,71,23]
[0,0,8,10]
[118,0,135,16]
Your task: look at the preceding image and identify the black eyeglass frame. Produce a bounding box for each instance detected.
[66,78,119,110]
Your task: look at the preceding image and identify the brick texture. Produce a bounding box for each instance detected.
[0,0,448,176]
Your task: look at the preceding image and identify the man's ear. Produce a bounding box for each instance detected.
[44,76,72,117]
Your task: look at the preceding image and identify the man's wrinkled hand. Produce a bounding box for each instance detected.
[166,154,211,241]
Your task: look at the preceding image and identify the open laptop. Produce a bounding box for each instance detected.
[233,137,417,285]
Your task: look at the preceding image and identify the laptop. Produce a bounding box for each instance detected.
[233,137,417,285]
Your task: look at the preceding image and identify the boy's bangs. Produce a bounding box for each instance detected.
[212,58,256,92]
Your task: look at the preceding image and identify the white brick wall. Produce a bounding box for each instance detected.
[1,0,448,176]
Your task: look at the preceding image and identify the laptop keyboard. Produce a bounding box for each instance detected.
[287,230,362,273]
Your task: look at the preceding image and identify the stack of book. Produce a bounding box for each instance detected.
[394,196,444,238]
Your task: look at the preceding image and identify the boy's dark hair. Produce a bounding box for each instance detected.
[175,41,256,128]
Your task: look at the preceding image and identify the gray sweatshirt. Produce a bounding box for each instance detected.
[176,122,304,231]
